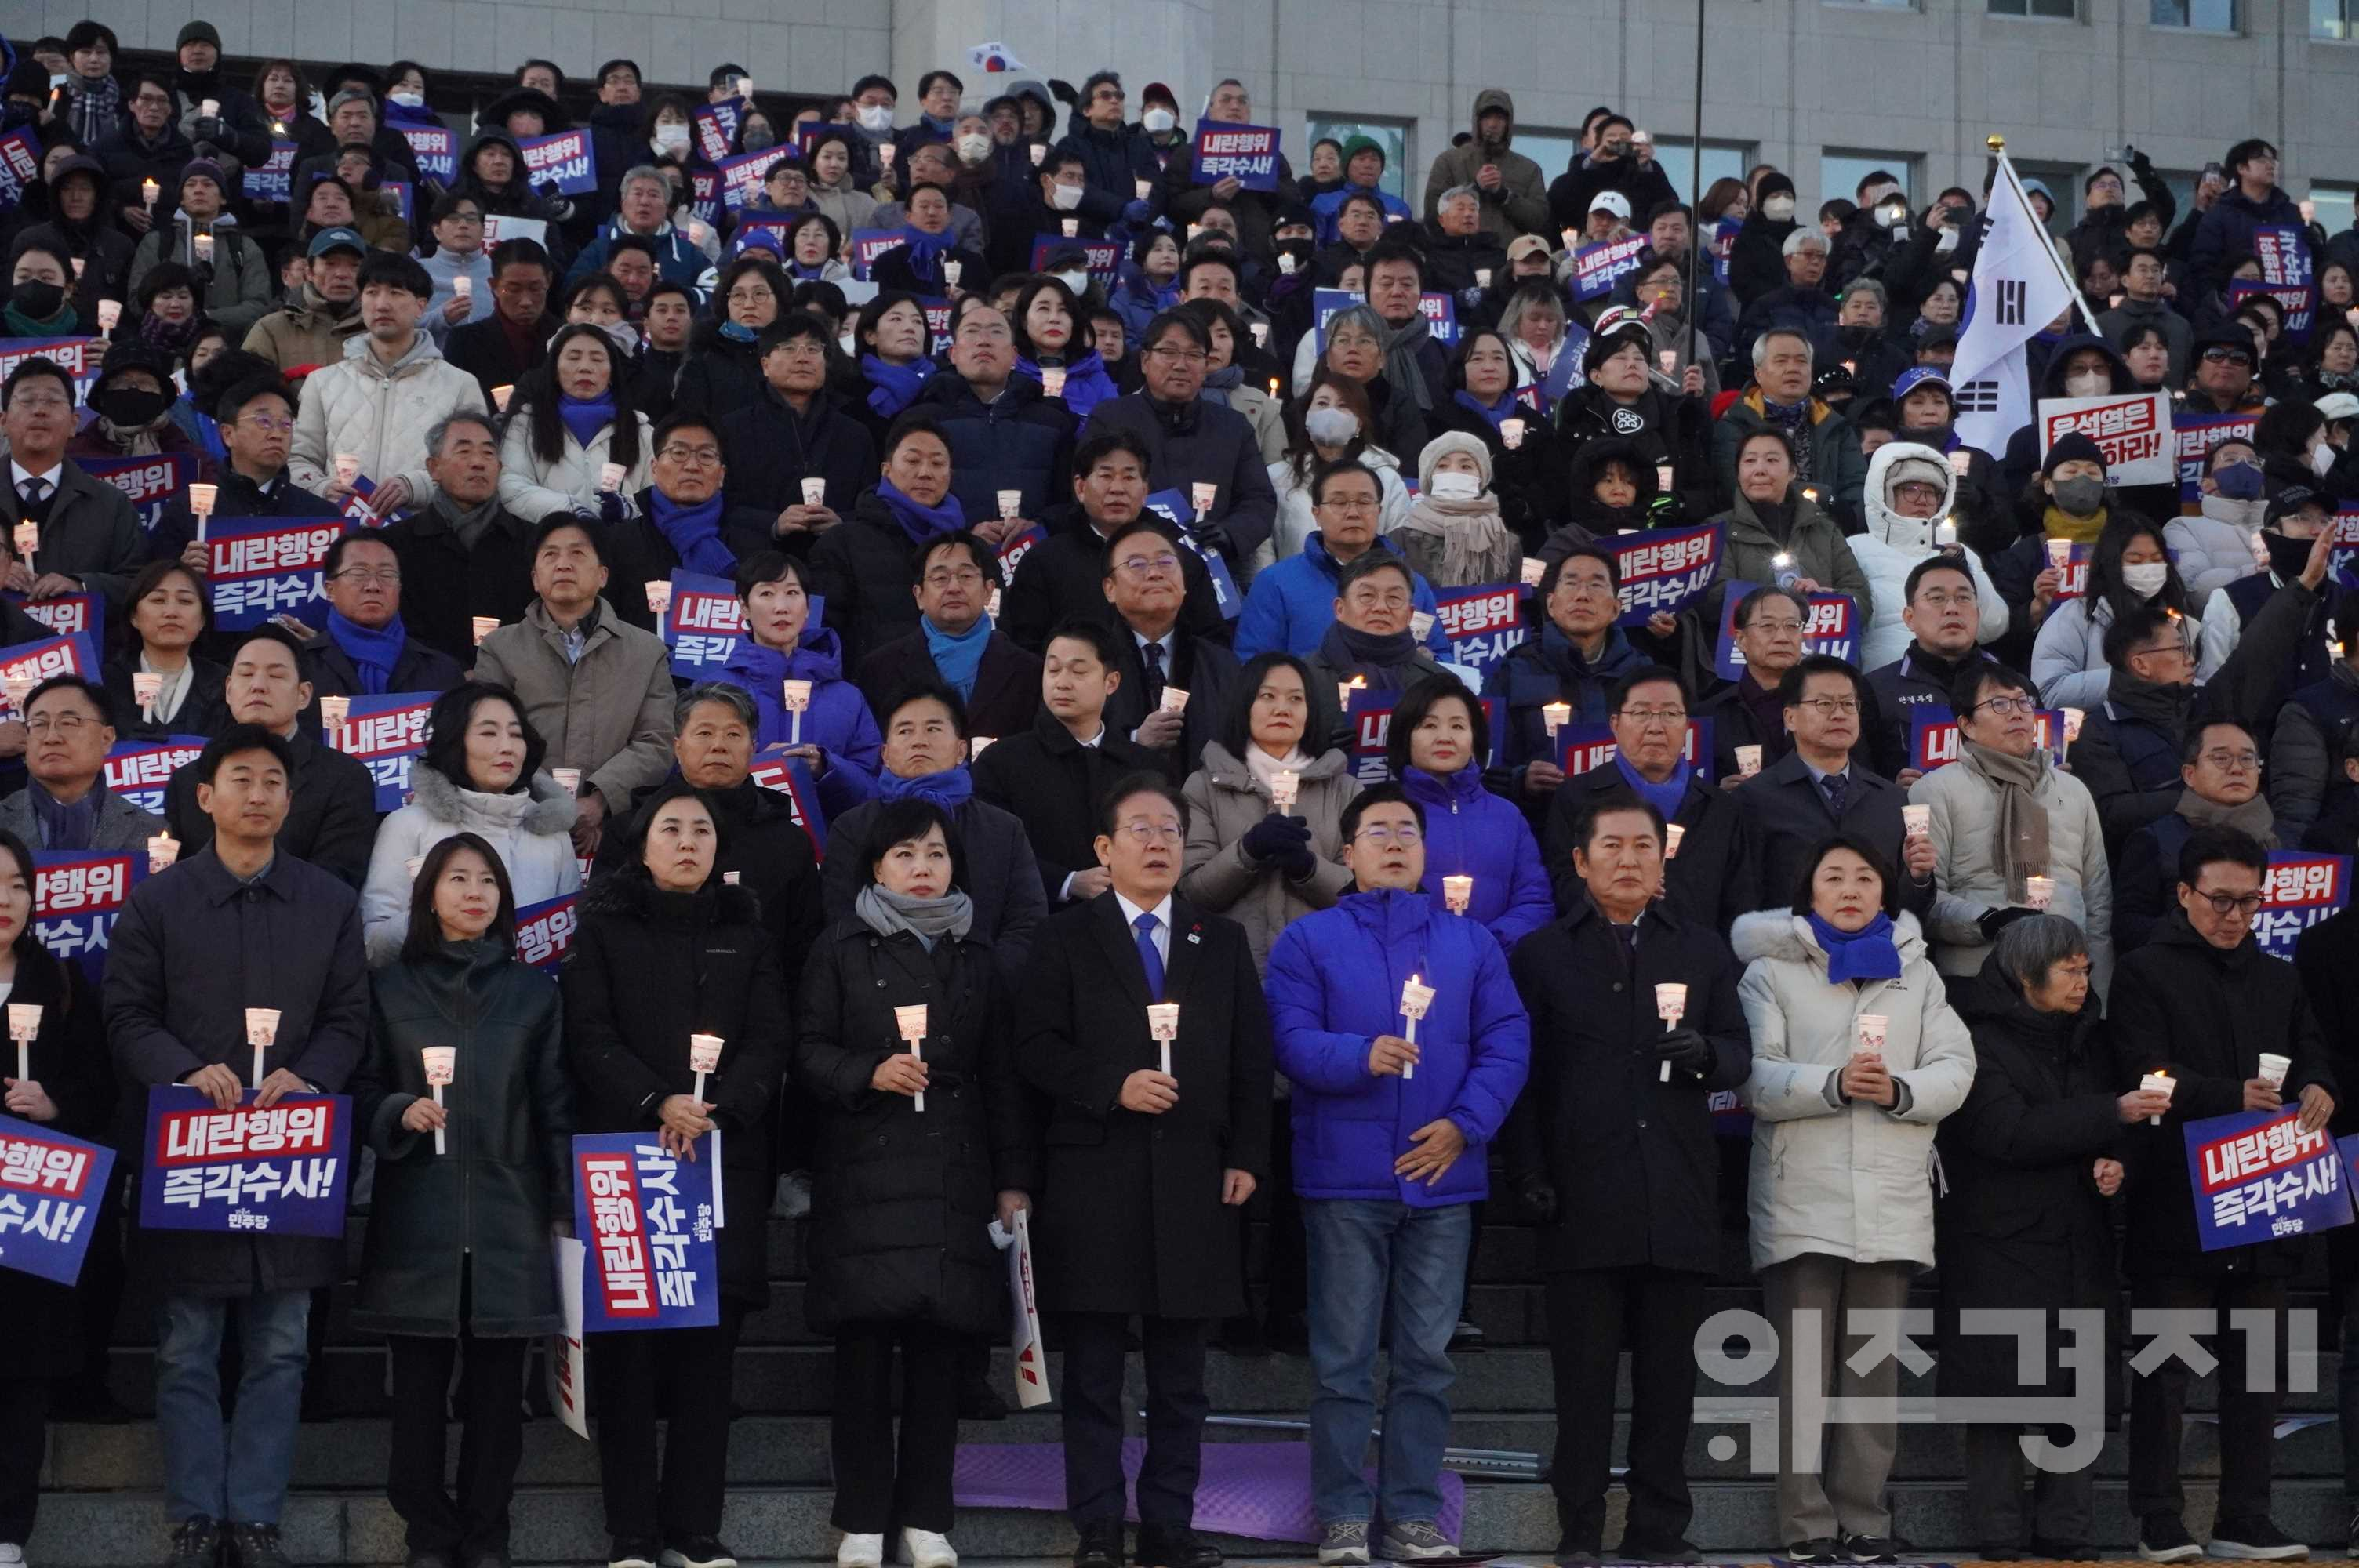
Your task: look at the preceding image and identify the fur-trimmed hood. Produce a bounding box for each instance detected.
[1730,907,1927,967]
[409,763,579,838]
[581,866,764,928]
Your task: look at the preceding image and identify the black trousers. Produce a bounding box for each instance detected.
[387,1330,529,1555]
[591,1305,747,1541]
[68,1160,127,1396]
[1060,1313,1209,1530]
[0,1377,47,1545]
[830,1322,962,1534]
[1544,1267,1706,1553]
[1963,1421,2094,1548]
[2127,1273,2285,1524]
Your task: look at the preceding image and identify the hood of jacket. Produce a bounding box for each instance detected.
[1862,440,1957,550]
[1730,907,1927,968]
[341,328,449,379]
[1565,434,1660,510]
[582,864,764,926]
[408,761,579,837]
[2036,331,2136,398]
[1470,88,1515,146]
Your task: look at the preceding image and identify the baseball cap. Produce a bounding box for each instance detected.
[1506,234,1553,263]
[307,226,367,260]
[1589,190,1632,221]
[2315,391,2359,423]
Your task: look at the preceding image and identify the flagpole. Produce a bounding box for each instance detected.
[1988,134,2104,336]
[1683,0,1706,372]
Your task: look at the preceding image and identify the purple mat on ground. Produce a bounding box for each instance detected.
[951,1439,1467,1544]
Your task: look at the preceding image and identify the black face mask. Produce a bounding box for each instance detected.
[94,387,171,427]
[1838,323,1881,351]
[2263,528,2321,579]
[9,281,64,320]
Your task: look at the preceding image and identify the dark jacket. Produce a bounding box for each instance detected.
[793,916,1039,1335]
[1554,383,1720,526]
[1158,132,1300,267]
[1734,281,1840,371]
[104,844,369,1298]
[561,873,789,1305]
[443,311,563,408]
[1504,899,1749,1274]
[1936,961,2125,1399]
[1863,644,1995,782]
[1492,622,1650,782]
[13,216,137,324]
[1012,892,1273,1317]
[972,708,1162,903]
[669,320,769,429]
[855,626,1042,745]
[908,370,1078,526]
[101,654,230,742]
[715,389,880,561]
[1544,760,1755,934]
[1055,120,1162,227]
[298,630,467,713]
[1546,154,1676,245]
[374,499,542,666]
[94,123,198,229]
[145,469,314,576]
[807,489,932,668]
[1103,623,1243,783]
[162,728,380,890]
[2111,910,2338,1280]
[820,792,1048,989]
[596,774,827,985]
[2294,906,2359,1138]
[0,954,111,1372]
[998,514,1231,653]
[2189,183,2306,298]
[1079,394,1281,562]
[1732,748,1933,918]
[351,938,572,1338]
[0,457,151,608]
[1728,211,1799,308]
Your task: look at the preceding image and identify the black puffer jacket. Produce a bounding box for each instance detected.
[793,915,1038,1334]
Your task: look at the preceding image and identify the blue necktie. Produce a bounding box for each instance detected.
[1134,911,1165,1000]
[1820,771,1850,819]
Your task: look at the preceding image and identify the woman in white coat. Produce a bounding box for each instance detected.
[1257,372,1412,571]
[1732,834,1976,1565]
[497,322,656,523]
[2162,435,2270,612]
[2030,513,2204,710]
[362,683,580,966]
[1848,441,2008,669]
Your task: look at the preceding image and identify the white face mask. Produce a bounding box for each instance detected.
[653,123,689,152]
[388,90,424,109]
[2063,370,2110,398]
[857,103,895,132]
[1055,270,1090,296]
[838,331,856,356]
[1303,406,1359,445]
[1429,470,1483,501]
[2313,441,2339,477]
[1934,227,1961,253]
[1762,194,1796,222]
[955,132,990,165]
[1142,108,1176,134]
[1050,182,1083,212]
[2121,561,2169,599]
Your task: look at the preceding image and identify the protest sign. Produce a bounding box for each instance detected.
[994,526,1045,581]
[34,848,145,985]
[691,101,741,165]
[4,590,97,641]
[2037,393,2173,487]
[1907,705,2070,773]
[0,632,100,716]
[548,1236,588,1437]
[1609,523,1722,626]
[518,129,598,197]
[1570,234,1648,301]
[748,747,829,855]
[2175,410,2259,507]
[1712,583,1859,680]
[1557,719,1712,776]
[660,570,746,678]
[399,124,457,184]
[327,691,436,812]
[480,214,547,251]
[514,892,579,974]
[205,514,347,631]
[1430,582,1526,677]
[573,1131,721,1331]
[1344,688,1501,785]
[1028,235,1121,282]
[103,736,208,816]
[2255,851,2352,961]
[139,1087,351,1236]
[0,338,100,401]
[239,141,298,203]
[2185,1107,2351,1249]
[852,229,906,279]
[0,1115,113,1285]
[1190,121,1280,190]
[0,129,43,210]
[2252,224,2316,340]
[714,147,776,212]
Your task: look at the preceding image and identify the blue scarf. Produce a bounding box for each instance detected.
[1612,753,1690,824]
[1453,388,1515,433]
[878,763,973,811]
[649,489,738,577]
[897,224,954,285]
[924,614,991,700]
[1807,911,1905,985]
[876,477,967,544]
[865,354,933,420]
[326,608,406,695]
[558,392,616,449]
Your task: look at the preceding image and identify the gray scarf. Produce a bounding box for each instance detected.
[855,882,976,948]
[2175,787,2277,848]
[1376,310,1434,411]
[1960,739,2050,902]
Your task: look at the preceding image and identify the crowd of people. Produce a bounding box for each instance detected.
[2,20,2359,1568]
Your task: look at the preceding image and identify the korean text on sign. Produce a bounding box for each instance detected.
[1431,583,1525,676]
[662,570,747,677]
[34,848,144,984]
[139,1087,352,1237]
[573,1132,721,1332]
[1190,121,1281,191]
[2184,1107,2352,1249]
[206,514,347,631]
[2035,394,2172,488]
[2254,851,2351,960]
[330,692,437,814]
[0,1113,114,1285]
[518,129,598,197]
[514,893,579,974]
[1611,523,1722,626]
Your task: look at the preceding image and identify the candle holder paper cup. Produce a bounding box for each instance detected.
[2024,876,2055,911]
[2063,707,2086,743]
[1159,687,1189,715]
[899,1005,929,1111]
[996,489,1022,521]
[551,767,582,797]
[1540,701,1572,737]
[1902,804,1931,839]
[453,276,471,299]
[1147,1003,1181,1077]
[2141,1070,2175,1124]
[245,1008,281,1047]
[1502,418,1527,451]
[318,695,351,734]
[1269,769,1298,813]
[1736,744,1763,777]
[133,671,164,711]
[97,299,122,331]
[421,1046,456,1086]
[1665,823,1686,858]
[1443,874,1473,914]
[472,615,499,645]
[8,1001,40,1042]
[492,386,514,412]
[2,678,33,716]
[1190,481,1218,515]
[599,462,626,492]
[2046,538,2073,571]
[780,679,813,713]
[801,478,827,506]
[1410,610,1437,643]
[187,483,217,516]
[1041,367,1067,397]
[942,260,962,287]
[645,580,673,615]
[334,454,362,485]
[689,1033,725,1075]
[2259,1052,2292,1090]
[147,833,178,873]
[1856,1014,1888,1054]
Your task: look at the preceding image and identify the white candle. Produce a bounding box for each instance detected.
[1135,177,1152,201]
[188,482,216,545]
[11,521,35,572]
[1474,267,1492,289]
[1061,216,1079,238]
[96,299,120,333]
[1147,1002,1180,1078]
[471,615,498,646]
[996,488,1022,521]
[780,678,812,746]
[1041,366,1067,398]
[2045,537,2073,572]
[1540,701,1572,738]
[1520,556,1546,587]
[1501,418,1526,451]
[317,696,349,744]
[1735,744,1762,778]
[2141,1069,2174,1125]
[1856,1014,1888,1054]
[2024,875,2055,911]
[8,1002,39,1091]
[688,1032,724,1102]
[898,1004,929,1112]
[1269,769,1298,813]
[2259,1052,2292,1091]
[147,831,177,874]
[453,275,471,300]
[1902,804,1930,840]
[1948,450,1972,477]
[599,462,625,492]
[1655,982,1688,1080]
[193,233,213,265]
[644,579,672,615]
[801,477,827,507]
[1442,874,1472,915]
[1191,481,1217,517]
[1030,143,1046,167]
[421,1047,455,1156]
[942,259,962,288]
[133,670,162,721]
[1398,975,1434,1080]
[245,1007,280,1091]
[1250,321,1270,348]
[2,678,31,718]
[141,179,158,209]
[491,385,514,412]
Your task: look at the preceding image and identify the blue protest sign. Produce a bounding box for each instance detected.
[1190,120,1280,191]
[103,736,208,816]
[518,128,598,197]
[714,147,775,213]
[574,1131,722,1331]
[1712,581,1859,681]
[0,1114,114,1285]
[1558,718,1712,777]
[327,691,435,813]
[240,141,298,203]
[514,892,579,974]
[205,513,347,631]
[1430,582,1525,677]
[1608,523,1723,626]
[80,451,196,533]
[1709,219,1739,285]
[398,124,456,185]
[2175,410,2259,507]
[0,631,100,717]
[0,129,42,211]
[994,525,1046,583]
[1140,489,1240,620]
[851,229,906,279]
[1907,705,2069,773]
[0,338,100,401]
[2256,851,2352,960]
[1029,235,1122,281]
[1345,688,1501,785]
[4,589,98,644]
[2185,1106,2351,1250]
[1570,235,1648,301]
[748,748,828,855]
[34,848,146,985]
[692,101,741,165]
[687,169,721,229]
[1416,292,1460,347]
[660,570,745,678]
[2252,224,2315,341]
[139,1086,352,1236]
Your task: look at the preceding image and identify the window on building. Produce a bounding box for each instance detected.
[2318,0,2359,38]
[2313,183,2357,238]
[1510,129,1579,192]
[2153,0,2238,28]
[1306,117,1411,200]
[2014,159,2080,234]
[1991,0,2076,13]
[1650,139,1756,207]
[1819,153,1913,214]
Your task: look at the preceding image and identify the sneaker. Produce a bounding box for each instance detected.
[1318,1522,1371,1567]
[901,1530,957,1568]
[659,1540,738,1568]
[0,1544,25,1566]
[1134,1526,1220,1568]
[169,1518,220,1568]
[2139,1515,2205,1563]
[2209,1518,2309,1560]
[770,1171,812,1218]
[1786,1541,1846,1566]
[1380,1520,1459,1562]
[1446,1319,1484,1352]
[609,1540,661,1568]
[836,1535,884,1568]
[226,1524,290,1568]
[1072,1523,1125,1568]
[1841,1534,1906,1565]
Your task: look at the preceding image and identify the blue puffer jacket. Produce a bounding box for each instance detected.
[1234,532,1449,661]
[565,219,711,295]
[1398,765,1553,953]
[1491,622,1649,776]
[1309,183,1412,245]
[1266,887,1530,1207]
[907,369,1077,524]
[717,626,883,818]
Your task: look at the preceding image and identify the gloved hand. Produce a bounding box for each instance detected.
[1047,78,1079,107]
[1458,285,1484,307]
[598,488,629,524]
[1977,905,2039,942]
[1241,812,1310,863]
[1121,198,1154,224]
[1655,1027,1714,1078]
[1277,843,1318,881]
[191,115,223,143]
[1520,1179,1558,1224]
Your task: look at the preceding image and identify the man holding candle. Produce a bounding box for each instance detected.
[1097,515,1243,781]
[1862,557,1997,782]
[2109,825,2336,1565]
[1013,776,1271,1568]
[1081,311,1280,565]
[0,355,148,609]
[906,299,1076,537]
[1696,584,1819,787]
[1507,793,1747,1563]
[123,158,273,339]
[106,724,369,1568]
[0,675,164,850]
[1264,784,1529,1566]
[1303,554,1452,750]
[1494,546,1648,802]
[146,376,310,578]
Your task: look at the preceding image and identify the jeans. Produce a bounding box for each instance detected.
[154,1290,311,1525]
[1302,1198,1472,1529]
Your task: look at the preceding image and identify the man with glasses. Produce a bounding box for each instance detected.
[1306,554,1448,752]
[420,194,492,339]
[2115,720,2275,949]
[1907,663,2113,989]
[2110,824,2334,1566]
[1159,79,1300,267]
[244,227,367,375]
[1016,774,1270,1568]
[1235,460,1446,662]
[1264,782,1528,1567]
[1698,586,1823,786]
[1544,665,1753,932]
[0,357,147,610]
[0,675,164,849]
[605,414,732,634]
[904,299,1074,540]
[1082,311,1279,564]
[1000,432,1227,654]
[855,532,1041,742]
[294,533,463,707]
[2182,327,2266,419]
[1735,654,1936,916]
[1496,546,1648,802]
[94,72,195,236]
[146,376,306,577]
[444,240,561,408]
[1100,515,1242,781]
[1863,557,1997,782]
[1052,70,1159,234]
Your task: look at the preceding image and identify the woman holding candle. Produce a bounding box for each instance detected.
[1391,431,1521,592]
[1180,298,1285,463]
[1703,426,1873,628]
[1386,675,1552,953]
[1013,276,1118,423]
[101,559,231,740]
[495,322,655,523]
[1428,329,1567,550]
[360,683,580,965]
[2030,511,2198,711]
[713,550,882,817]
[1730,834,1974,1564]
[565,782,788,1568]
[794,798,1037,1568]
[351,833,572,1568]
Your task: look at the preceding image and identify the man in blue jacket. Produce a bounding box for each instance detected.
[1234,461,1448,662]
[1264,783,1530,1566]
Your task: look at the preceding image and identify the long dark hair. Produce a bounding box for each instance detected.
[419,682,549,797]
[1012,274,1095,361]
[0,829,70,1014]
[1221,652,1318,765]
[617,779,728,886]
[124,559,213,649]
[1788,831,1902,920]
[517,322,643,470]
[399,830,519,965]
[2084,512,2190,630]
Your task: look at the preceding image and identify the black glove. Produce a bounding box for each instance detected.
[1278,844,1318,881]
[1521,1179,1558,1224]
[1241,812,1310,862]
[1047,78,1079,107]
[1655,1026,1714,1079]
[1976,905,2039,942]
[598,487,628,524]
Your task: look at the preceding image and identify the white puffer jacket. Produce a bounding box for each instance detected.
[2163,493,2269,612]
[497,404,658,523]
[1733,909,1976,1272]
[1256,445,1415,571]
[1908,750,2114,995]
[360,764,582,966]
[289,331,491,507]
[1848,441,2008,669]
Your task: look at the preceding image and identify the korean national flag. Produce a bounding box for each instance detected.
[1950,154,2077,456]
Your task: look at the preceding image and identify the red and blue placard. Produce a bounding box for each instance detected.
[1558,719,1712,776]
[573,1131,721,1331]
[103,736,209,816]
[518,129,598,197]
[205,513,347,631]
[1430,582,1525,677]
[748,747,827,855]
[1190,121,1280,191]
[1712,582,1857,681]
[34,847,146,985]
[2185,1106,2351,1250]
[1609,523,1722,626]
[328,691,436,813]
[2255,851,2351,961]
[81,451,196,532]
[139,1086,351,1236]
[0,1113,114,1284]
[514,892,579,974]
[660,569,747,677]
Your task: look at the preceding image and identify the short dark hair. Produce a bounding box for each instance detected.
[489,238,552,279]
[1044,616,1124,669]
[1310,459,1381,506]
[2,355,75,410]
[216,373,293,426]
[1177,251,1239,296]
[1363,241,1424,285]
[881,680,969,739]
[1778,653,1862,709]
[1949,661,2031,720]
[1789,832,1902,919]
[24,674,113,729]
[881,408,950,463]
[1073,429,1153,479]
[2099,601,2183,671]
[851,74,898,102]
[730,549,806,601]
[322,529,397,580]
[1339,781,1423,842]
[194,723,294,787]
[358,249,434,300]
[1141,309,1210,353]
[2178,823,2270,890]
[1536,544,1619,603]
[1903,554,1975,604]
[916,69,964,98]
[2181,718,2256,768]
[1383,674,1485,779]
[1336,550,1413,599]
[1099,772,1188,838]
[528,512,605,564]
[755,310,833,360]
[420,682,547,797]
[911,529,999,588]
[607,233,660,267]
[1608,665,1687,714]
[1101,515,1184,576]
[650,412,724,464]
[1734,583,1805,631]
[228,622,311,670]
[860,797,967,891]
[2226,138,2277,173]
[1567,791,1667,852]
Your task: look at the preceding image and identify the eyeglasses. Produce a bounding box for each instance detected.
[1354,825,1423,846]
[2132,640,2189,660]
[1112,821,1183,844]
[440,211,484,225]
[2201,347,2253,366]
[24,714,93,736]
[1913,590,1975,609]
[1317,497,1379,514]
[1794,698,1860,717]
[660,445,723,465]
[1616,706,1688,726]
[923,568,985,588]
[1967,695,2036,717]
[236,414,294,434]
[1147,346,1209,365]
[1748,619,1805,636]
[1115,553,1180,576]
[331,568,401,586]
[7,391,70,412]
[2200,750,2263,771]
[2190,887,2266,916]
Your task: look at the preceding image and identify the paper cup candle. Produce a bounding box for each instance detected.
[942,259,962,288]
[2063,707,2086,744]
[2141,1069,2173,1124]
[896,1004,928,1112]
[780,677,813,744]
[1135,177,1152,200]
[187,481,217,543]
[1250,321,1270,348]
[141,179,158,209]
[2,678,32,717]
[1398,975,1435,1080]
[11,521,34,570]
[1902,804,1930,840]
[1934,517,1957,546]
[491,385,513,412]
[133,670,163,720]
[1654,982,1688,1080]
[1735,744,1763,778]
[1501,418,1526,451]
[1856,1014,1888,1054]
[1948,450,1972,476]
[318,695,350,739]
[1060,216,1079,238]
[1665,823,1685,858]
[333,453,361,486]
[1410,610,1437,643]
[1475,267,1492,289]
[1540,701,1572,739]
[96,299,120,332]
[967,736,994,761]
[246,1007,281,1090]
[421,1047,456,1156]
[2045,538,2073,572]
[471,615,499,646]
[1147,1002,1180,1077]
[801,477,827,506]
[1030,143,1046,166]
[8,1002,39,1091]
[453,275,471,301]
[599,462,626,492]
[1041,366,1067,398]
[551,768,582,797]
[1191,481,1218,518]
[1159,687,1189,715]
[1521,556,1547,586]
[1270,769,1299,812]
[1442,874,1473,915]
[2024,875,2055,910]
[688,1033,724,1100]
[194,233,213,265]
[147,830,177,874]
[2259,1052,2292,1090]
[645,579,672,615]
[997,489,1022,521]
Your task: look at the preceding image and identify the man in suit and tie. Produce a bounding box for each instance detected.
[1733,654,1936,916]
[854,531,1043,742]
[1101,517,1241,783]
[1014,774,1272,1568]
[0,355,148,611]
